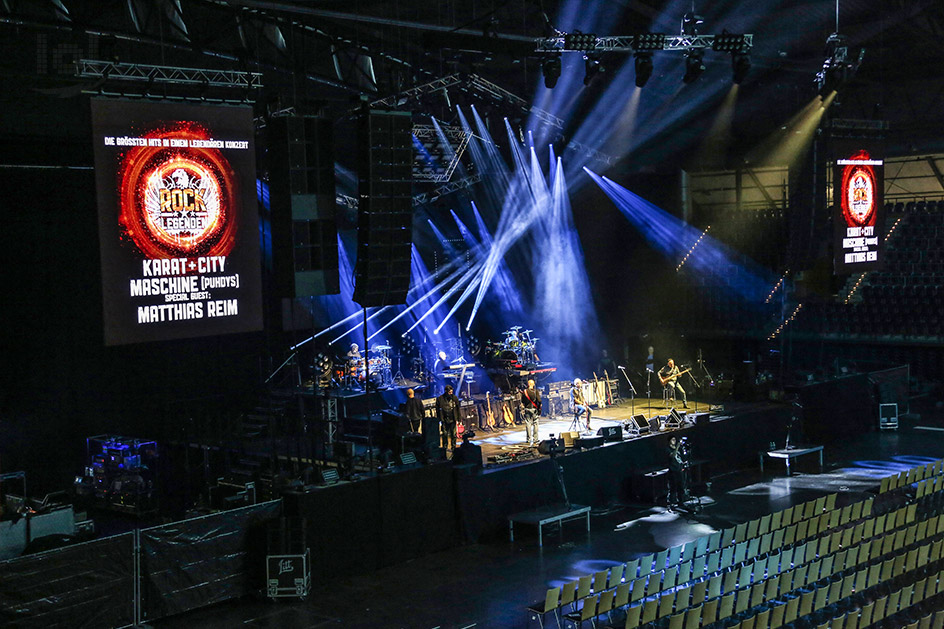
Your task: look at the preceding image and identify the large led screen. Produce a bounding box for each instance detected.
[92,99,263,345]
[833,142,884,274]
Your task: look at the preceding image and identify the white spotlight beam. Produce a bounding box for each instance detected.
[367,257,479,342]
[329,306,394,346]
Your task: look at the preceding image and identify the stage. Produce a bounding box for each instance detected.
[279,399,793,581]
[470,395,719,465]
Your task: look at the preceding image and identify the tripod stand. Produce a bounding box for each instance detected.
[680,462,702,513]
[568,409,583,433]
[391,352,405,386]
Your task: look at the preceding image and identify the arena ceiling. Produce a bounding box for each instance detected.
[1,1,943,149]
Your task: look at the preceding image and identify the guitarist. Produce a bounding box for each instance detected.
[520,379,542,447]
[659,358,688,409]
[571,378,592,430]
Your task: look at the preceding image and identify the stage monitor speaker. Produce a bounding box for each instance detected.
[597,425,623,442]
[353,109,414,308]
[665,408,684,428]
[648,417,662,433]
[631,414,649,433]
[694,412,710,426]
[537,438,565,456]
[268,116,340,298]
[574,435,605,449]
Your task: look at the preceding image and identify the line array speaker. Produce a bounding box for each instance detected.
[353,109,414,308]
[268,116,339,298]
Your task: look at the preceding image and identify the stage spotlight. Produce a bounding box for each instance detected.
[634,33,667,52]
[542,54,561,89]
[815,33,864,97]
[712,32,748,52]
[681,12,703,36]
[732,51,751,84]
[683,49,705,84]
[565,31,597,51]
[583,55,603,86]
[634,52,654,88]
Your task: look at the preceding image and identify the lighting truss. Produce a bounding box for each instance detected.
[535,34,752,54]
[562,138,615,166]
[413,173,483,206]
[369,75,466,108]
[412,124,472,183]
[336,193,359,209]
[75,59,263,89]
[336,173,484,210]
[366,73,564,129]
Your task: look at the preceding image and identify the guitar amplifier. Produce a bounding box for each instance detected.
[460,402,480,429]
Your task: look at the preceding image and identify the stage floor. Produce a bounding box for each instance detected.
[470,396,719,464]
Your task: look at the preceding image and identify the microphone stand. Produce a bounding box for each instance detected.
[646,369,653,419]
[265,350,299,385]
[685,367,700,416]
[618,366,637,415]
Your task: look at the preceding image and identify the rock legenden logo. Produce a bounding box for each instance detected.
[840,149,878,228]
[116,122,238,259]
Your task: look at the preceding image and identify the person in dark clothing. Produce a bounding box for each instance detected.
[598,349,617,377]
[401,388,425,433]
[436,385,461,454]
[451,432,483,468]
[667,435,686,507]
[520,379,542,446]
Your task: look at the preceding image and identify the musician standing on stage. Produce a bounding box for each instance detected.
[659,358,688,408]
[436,384,461,454]
[520,379,542,446]
[402,388,425,433]
[571,378,591,430]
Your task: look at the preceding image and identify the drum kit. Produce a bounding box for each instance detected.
[489,326,540,366]
[344,344,395,389]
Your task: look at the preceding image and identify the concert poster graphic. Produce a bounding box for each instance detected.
[92,99,263,345]
[833,143,884,274]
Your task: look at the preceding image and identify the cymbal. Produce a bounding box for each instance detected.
[371,344,392,351]
[523,329,533,334]
[509,325,522,330]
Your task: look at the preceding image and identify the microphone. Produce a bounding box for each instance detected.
[618,365,626,369]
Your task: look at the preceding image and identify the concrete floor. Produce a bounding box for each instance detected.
[151,400,944,629]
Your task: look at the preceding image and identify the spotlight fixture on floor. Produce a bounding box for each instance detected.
[542,54,561,89]
[683,49,705,84]
[634,52,653,88]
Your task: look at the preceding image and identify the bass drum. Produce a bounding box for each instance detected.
[499,349,518,363]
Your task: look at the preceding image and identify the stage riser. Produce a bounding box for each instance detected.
[457,405,791,540]
[281,462,458,582]
[281,405,790,582]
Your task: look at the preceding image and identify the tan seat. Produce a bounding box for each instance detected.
[526,586,560,629]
